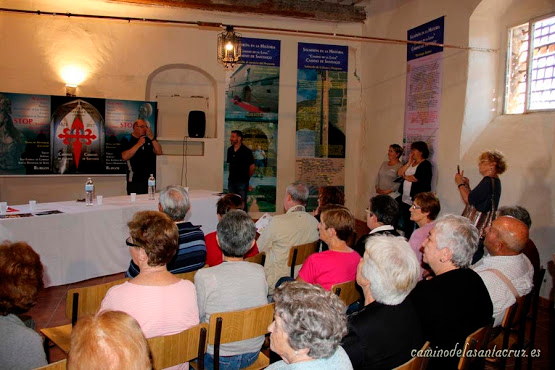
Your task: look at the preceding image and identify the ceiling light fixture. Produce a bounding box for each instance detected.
[217,25,242,69]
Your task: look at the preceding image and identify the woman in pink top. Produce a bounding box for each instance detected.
[100,211,199,370]
[408,192,441,279]
[298,205,360,290]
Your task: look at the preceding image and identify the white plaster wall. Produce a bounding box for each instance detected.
[361,0,554,299]
[0,0,363,212]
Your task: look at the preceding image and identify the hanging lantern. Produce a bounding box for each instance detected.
[217,26,242,69]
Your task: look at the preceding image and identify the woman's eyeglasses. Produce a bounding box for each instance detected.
[411,204,422,210]
[126,237,139,247]
[365,208,375,217]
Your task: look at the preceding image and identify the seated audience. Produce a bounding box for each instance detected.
[497,205,541,284]
[101,211,199,368]
[68,310,151,370]
[205,193,258,267]
[472,216,534,326]
[297,205,360,291]
[342,235,424,369]
[354,194,399,256]
[409,215,493,369]
[126,185,206,277]
[258,182,319,295]
[194,210,268,369]
[408,192,440,277]
[266,282,353,369]
[0,241,47,369]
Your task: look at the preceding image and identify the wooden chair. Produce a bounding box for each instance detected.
[147,323,209,370]
[34,359,67,370]
[523,268,546,370]
[244,252,266,266]
[40,277,130,358]
[331,280,361,306]
[287,241,318,278]
[393,341,430,370]
[208,303,275,370]
[458,319,493,370]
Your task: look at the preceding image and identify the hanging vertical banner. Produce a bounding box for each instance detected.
[403,16,444,171]
[223,37,280,212]
[0,92,156,175]
[295,43,348,210]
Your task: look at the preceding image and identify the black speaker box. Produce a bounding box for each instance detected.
[188,111,206,138]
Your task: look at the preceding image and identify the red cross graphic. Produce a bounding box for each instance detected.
[58,115,97,169]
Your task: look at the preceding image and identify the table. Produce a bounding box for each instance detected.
[0,190,220,287]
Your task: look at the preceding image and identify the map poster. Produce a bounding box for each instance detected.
[403,16,444,169]
[0,91,156,176]
[223,37,280,212]
[296,43,348,211]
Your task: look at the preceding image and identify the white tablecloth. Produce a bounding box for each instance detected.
[0,190,220,287]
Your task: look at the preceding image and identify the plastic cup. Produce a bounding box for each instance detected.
[96,195,103,205]
[130,193,136,202]
[29,200,36,212]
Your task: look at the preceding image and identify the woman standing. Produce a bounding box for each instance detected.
[397,141,433,238]
[455,150,506,238]
[375,144,403,198]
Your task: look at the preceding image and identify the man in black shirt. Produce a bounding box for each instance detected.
[121,119,163,194]
[226,130,254,211]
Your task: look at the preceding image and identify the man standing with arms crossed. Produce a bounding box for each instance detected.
[121,119,163,195]
[226,130,254,211]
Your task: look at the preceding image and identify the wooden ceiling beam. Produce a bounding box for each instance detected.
[109,0,367,23]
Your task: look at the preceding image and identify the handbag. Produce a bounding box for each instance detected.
[461,177,496,238]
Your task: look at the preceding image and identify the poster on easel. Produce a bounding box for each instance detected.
[223,37,280,212]
[0,92,156,176]
[295,43,348,211]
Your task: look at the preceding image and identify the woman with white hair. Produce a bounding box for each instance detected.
[341,235,424,369]
[408,215,493,369]
[266,282,352,369]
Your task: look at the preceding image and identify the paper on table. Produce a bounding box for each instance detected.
[255,213,273,234]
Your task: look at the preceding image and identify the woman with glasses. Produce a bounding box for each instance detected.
[408,192,441,278]
[100,210,199,369]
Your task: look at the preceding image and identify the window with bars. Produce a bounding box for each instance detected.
[505,14,555,114]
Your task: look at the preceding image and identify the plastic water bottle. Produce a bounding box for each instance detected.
[148,174,156,200]
[85,178,94,206]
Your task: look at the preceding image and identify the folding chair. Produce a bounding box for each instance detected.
[287,241,318,278]
[331,280,361,306]
[244,252,266,266]
[458,319,493,369]
[393,341,430,370]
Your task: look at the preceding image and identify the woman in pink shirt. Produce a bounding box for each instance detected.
[100,211,199,370]
[297,205,360,290]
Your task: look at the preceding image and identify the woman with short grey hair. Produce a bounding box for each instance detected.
[266,281,352,369]
[342,235,424,368]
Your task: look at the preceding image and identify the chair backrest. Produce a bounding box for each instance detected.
[457,319,493,370]
[34,359,67,370]
[175,269,201,283]
[393,341,430,370]
[244,252,266,266]
[147,323,209,370]
[287,241,318,278]
[331,280,361,306]
[65,277,130,323]
[207,303,274,346]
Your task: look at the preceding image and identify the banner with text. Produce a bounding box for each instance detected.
[296,43,348,210]
[403,16,444,176]
[223,37,280,212]
[0,92,156,175]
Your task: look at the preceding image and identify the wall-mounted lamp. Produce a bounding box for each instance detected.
[60,66,86,96]
[217,26,242,69]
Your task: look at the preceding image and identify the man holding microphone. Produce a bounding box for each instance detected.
[121,119,163,195]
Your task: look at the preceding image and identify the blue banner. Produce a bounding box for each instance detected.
[298,43,348,71]
[407,16,444,61]
[240,38,281,67]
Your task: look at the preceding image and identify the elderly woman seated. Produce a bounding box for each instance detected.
[342,235,424,368]
[408,215,493,369]
[266,281,353,369]
[0,241,47,369]
[68,310,151,370]
[100,211,199,367]
[297,205,360,291]
[195,210,268,369]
